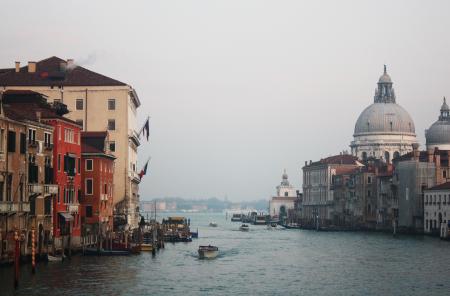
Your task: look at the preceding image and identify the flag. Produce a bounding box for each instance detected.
[140,117,150,141]
[138,159,150,180]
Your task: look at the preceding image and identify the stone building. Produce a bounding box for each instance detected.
[423,182,450,236]
[302,154,362,227]
[2,90,58,259]
[351,66,417,162]
[0,57,142,229]
[269,170,297,220]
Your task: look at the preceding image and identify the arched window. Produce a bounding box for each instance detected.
[362,152,367,162]
[393,151,400,159]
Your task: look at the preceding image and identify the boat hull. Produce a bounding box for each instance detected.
[198,250,218,259]
[141,244,153,252]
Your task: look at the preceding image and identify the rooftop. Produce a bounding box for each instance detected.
[0,56,127,87]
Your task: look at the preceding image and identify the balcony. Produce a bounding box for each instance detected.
[129,130,141,147]
[68,204,79,213]
[28,140,38,148]
[44,184,58,195]
[28,184,43,194]
[0,202,30,213]
[44,143,53,151]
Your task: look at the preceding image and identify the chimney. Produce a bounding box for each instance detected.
[15,61,20,73]
[67,59,74,69]
[304,161,307,166]
[28,61,36,73]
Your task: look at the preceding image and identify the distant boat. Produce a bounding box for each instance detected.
[198,245,219,259]
[267,222,277,229]
[209,221,218,227]
[231,214,243,222]
[282,223,302,229]
[239,224,250,231]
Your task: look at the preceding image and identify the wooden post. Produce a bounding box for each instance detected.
[31,227,36,274]
[14,230,20,289]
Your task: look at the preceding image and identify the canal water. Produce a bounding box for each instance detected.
[1,212,450,296]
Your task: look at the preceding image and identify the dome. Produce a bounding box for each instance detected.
[378,65,392,83]
[354,103,415,136]
[426,121,450,146]
[426,97,450,147]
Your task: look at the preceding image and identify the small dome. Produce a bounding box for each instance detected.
[426,97,450,147]
[426,121,450,146]
[354,103,415,135]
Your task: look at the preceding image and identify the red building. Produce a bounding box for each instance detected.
[80,132,115,246]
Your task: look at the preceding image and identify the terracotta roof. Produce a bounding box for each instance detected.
[0,56,127,87]
[308,154,360,167]
[2,90,80,126]
[425,182,450,191]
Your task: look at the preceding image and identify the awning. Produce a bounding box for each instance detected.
[59,212,74,221]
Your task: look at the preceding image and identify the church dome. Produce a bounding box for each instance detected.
[354,103,415,136]
[426,97,450,148]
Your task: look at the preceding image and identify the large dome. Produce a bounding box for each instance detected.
[354,103,415,136]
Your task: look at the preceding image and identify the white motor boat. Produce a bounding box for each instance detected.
[209,221,218,227]
[47,254,65,262]
[239,224,250,231]
[198,245,219,259]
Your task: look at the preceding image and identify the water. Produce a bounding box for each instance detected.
[1,212,450,296]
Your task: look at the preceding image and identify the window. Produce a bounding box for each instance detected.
[367,176,372,184]
[64,155,76,176]
[0,129,4,152]
[58,154,61,171]
[109,141,115,152]
[76,99,84,110]
[78,158,81,174]
[108,99,116,110]
[108,119,115,131]
[0,182,4,202]
[64,128,74,143]
[444,170,447,179]
[86,159,93,171]
[44,132,52,147]
[7,131,16,152]
[76,120,84,131]
[86,206,93,218]
[104,183,108,194]
[86,179,93,195]
[28,129,36,144]
[19,133,26,154]
[367,190,371,197]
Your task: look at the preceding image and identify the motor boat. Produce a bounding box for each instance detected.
[198,245,219,259]
[239,224,250,231]
[267,222,277,229]
[209,221,218,227]
[47,254,64,262]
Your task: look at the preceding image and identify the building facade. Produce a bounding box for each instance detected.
[80,131,115,247]
[0,57,142,229]
[269,170,297,219]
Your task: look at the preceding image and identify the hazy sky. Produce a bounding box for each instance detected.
[1,1,450,201]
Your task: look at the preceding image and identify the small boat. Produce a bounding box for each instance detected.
[198,245,219,259]
[83,248,130,256]
[239,224,249,231]
[190,229,199,238]
[267,222,277,229]
[231,214,243,222]
[209,221,218,227]
[47,254,64,262]
[282,223,302,229]
[141,244,153,252]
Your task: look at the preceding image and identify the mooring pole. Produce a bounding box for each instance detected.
[32,227,36,274]
[14,230,20,289]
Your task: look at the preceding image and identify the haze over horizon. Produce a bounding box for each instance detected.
[1,0,450,201]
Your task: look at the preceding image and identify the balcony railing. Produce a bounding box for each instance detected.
[44,184,58,195]
[44,143,53,150]
[0,202,30,213]
[68,204,79,213]
[28,184,43,194]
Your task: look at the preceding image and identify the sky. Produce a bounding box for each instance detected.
[1,0,450,201]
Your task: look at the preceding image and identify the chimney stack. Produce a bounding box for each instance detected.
[15,61,20,73]
[67,59,74,69]
[28,61,36,73]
